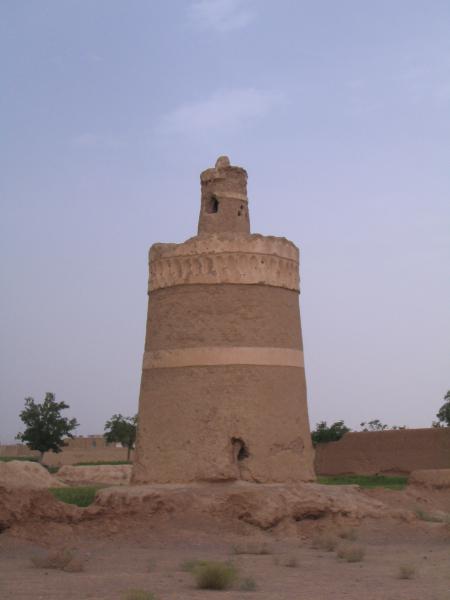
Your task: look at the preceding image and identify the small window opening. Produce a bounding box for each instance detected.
[206,195,219,213]
[232,437,249,461]
[237,210,241,216]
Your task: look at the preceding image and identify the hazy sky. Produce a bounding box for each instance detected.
[1,0,449,443]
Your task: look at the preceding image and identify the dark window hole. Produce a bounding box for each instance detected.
[206,196,219,213]
[232,437,249,461]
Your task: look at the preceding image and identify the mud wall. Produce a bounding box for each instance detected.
[64,436,108,449]
[314,428,450,476]
[0,444,37,458]
[42,448,133,466]
[133,281,314,484]
[0,443,132,466]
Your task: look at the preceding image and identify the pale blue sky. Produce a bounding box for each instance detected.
[1,1,449,442]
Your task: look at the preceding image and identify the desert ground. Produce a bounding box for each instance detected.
[0,465,449,600]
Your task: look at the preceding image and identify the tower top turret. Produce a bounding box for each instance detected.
[198,156,250,235]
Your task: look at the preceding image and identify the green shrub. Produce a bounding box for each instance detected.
[49,486,100,507]
[318,475,407,490]
[46,465,60,474]
[193,561,237,590]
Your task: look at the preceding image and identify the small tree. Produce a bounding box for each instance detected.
[311,420,350,445]
[103,414,137,461]
[360,419,406,431]
[433,390,450,427]
[16,393,79,462]
[360,419,388,432]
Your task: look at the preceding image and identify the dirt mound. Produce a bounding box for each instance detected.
[409,469,450,489]
[0,461,66,489]
[0,481,422,541]
[90,481,414,529]
[0,486,81,532]
[58,464,132,486]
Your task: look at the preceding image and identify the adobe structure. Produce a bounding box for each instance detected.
[132,156,315,484]
[315,428,450,476]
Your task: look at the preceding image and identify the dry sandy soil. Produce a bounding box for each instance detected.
[0,480,449,600]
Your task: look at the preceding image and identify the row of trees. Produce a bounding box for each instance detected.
[15,390,450,457]
[16,393,137,462]
[311,390,450,445]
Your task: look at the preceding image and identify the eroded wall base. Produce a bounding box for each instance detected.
[133,364,314,484]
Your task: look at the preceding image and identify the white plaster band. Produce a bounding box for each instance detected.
[214,192,248,201]
[142,347,304,369]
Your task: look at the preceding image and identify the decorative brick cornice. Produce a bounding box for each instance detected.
[148,233,300,292]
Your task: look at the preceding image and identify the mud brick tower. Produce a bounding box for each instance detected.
[132,156,315,484]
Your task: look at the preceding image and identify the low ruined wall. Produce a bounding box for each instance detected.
[314,428,450,476]
[64,436,108,450]
[0,444,133,466]
[58,464,132,485]
[0,445,37,458]
[41,448,134,466]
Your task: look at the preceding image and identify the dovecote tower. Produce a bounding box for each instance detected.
[132,157,315,484]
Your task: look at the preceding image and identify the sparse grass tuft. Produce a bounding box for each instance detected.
[312,533,338,552]
[179,559,209,572]
[239,577,257,591]
[398,564,416,580]
[46,465,60,474]
[147,558,157,572]
[318,475,407,490]
[415,508,450,523]
[0,456,38,462]
[31,548,81,571]
[232,542,271,555]
[75,461,131,466]
[123,591,156,600]
[283,556,298,568]
[193,561,238,590]
[337,543,365,562]
[49,486,101,507]
[63,557,84,572]
[337,527,358,541]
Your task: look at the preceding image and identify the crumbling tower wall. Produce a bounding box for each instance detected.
[132,157,315,484]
